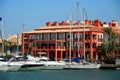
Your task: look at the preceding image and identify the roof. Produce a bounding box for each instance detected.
[24,25,104,34]
[0,34,22,45]
[6,34,21,45]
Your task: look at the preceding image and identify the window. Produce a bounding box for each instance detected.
[98,43,101,49]
[98,34,102,42]
[24,44,29,49]
[85,43,90,48]
[36,34,42,40]
[92,34,96,40]
[29,35,36,42]
[29,35,35,40]
[93,43,96,48]
[66,32,73,40]
[78,34,82,41]
[29,43,32,48]
[24,36,28,39]
[59,33,65,40]
[74,42,82,49]
[43,34,50,40]
[85,34,90,40]
[51,33,57,40]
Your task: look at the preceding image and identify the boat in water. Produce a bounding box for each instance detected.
[64,60,101,70]
[64,6,101,70]
[19,55,45,71]
[38,57,66,70]
[0,57,24,71]
[0,58,9,71]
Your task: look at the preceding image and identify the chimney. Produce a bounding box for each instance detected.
[109,20,118,27]
[77,20,80,25]
[85,20,89,25]
[94,20,101,27]
[59,21,66,26]
[53,21,58,26]
[62,21,66,25]
[89,20,92,25]
[109,23,116,27]
[46,22,52,26]
[112,20,118,27]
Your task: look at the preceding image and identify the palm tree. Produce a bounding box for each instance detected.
[100,27,118,63]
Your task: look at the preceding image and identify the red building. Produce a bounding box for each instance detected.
[22,20,120,61]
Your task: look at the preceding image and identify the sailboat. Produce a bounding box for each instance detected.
[64,4,101,70]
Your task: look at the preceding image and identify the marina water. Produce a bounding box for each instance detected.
[0,70,120,80]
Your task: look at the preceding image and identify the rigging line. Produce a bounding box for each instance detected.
[84,9,88,20]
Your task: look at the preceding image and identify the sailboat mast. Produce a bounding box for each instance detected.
[1,19,4,54]
[16,33,19,55]
[77,2,80,58]
[22,24,25,55]
[83,9,86,60]
[69,9,72,64]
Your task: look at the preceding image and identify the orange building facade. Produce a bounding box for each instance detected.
[22,20,120,61]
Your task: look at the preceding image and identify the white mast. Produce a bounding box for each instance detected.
[16,33,19,56]
[22,24,25,55]
[1,19,4,54]
[69,9,72,64]
[77,2,80,58]
[83,9,86,60]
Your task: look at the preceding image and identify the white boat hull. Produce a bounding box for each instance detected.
[64,63,101,69]
[7,63,23,71]
[0,65,8,71]
[19,62,45,71]
[40,61,66,70]
[43,64,65,70]
[0,61,23,71]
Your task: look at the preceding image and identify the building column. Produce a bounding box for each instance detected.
[47,51,49,58]
[60,51,63,61]
[90,49,93,60]
[90,32,93,60]
[66,51,68,59]
[96,53,98,60]
[73,51,76,58]
[55,50,57,61]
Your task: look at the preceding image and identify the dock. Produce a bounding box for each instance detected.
[100,64,116,70]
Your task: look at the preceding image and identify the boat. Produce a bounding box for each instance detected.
[0,57,24,71]
[64,4,101,69]
[64,60,101,70]
[38,57,66,70]
[115,59,120,70]
[0,58,8,71]
[19,55,45,71]
[20,61,44,71]
[7,62,23,71]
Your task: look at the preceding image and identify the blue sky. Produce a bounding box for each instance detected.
[0,0,120,37]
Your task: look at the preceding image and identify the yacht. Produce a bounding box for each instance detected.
[0,57,24,71]
[64,5,101,70]
[19,55,45,71]
[38,57,66,70]
[64,60,101,70]
[0,59,8,71]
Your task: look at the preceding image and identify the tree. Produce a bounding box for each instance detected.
[100,27,118,63]
[4,40,18,53]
